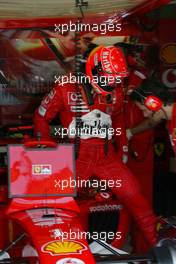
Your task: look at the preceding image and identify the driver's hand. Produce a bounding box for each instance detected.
[126,129,133,141]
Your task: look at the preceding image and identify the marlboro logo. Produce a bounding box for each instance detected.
[32,164,52,175]
[102,50,112,73]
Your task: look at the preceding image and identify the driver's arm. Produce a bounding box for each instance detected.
[129,110,166,136]
[33,84,63,139]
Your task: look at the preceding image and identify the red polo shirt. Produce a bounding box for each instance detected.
[168,103,176,155]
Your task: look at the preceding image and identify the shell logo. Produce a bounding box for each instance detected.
[42,241,87,256]
[160,43,176,65]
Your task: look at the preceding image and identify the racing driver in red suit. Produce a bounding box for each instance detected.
[33,45,157,247]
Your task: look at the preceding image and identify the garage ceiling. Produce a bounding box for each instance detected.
[0,0,150,18]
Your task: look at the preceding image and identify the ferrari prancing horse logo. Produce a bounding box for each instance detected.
[154,143,164,157]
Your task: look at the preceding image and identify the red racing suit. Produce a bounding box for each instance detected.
[33,82,157,247]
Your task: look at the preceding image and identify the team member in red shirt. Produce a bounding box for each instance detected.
[128,75,176,154]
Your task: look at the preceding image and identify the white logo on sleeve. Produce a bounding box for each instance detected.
[68,92,89,113]
[38,106,47,117]
[68,109,112,139]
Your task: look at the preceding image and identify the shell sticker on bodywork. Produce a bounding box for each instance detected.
[42,240,87,256]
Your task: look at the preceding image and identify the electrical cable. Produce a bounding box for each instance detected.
[74,2,88,159]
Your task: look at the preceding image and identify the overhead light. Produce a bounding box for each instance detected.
[169,0,176,4]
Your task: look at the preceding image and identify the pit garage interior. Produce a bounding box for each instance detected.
[0,1,175,264]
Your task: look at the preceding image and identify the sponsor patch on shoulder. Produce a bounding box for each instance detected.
[39,106,47,117]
